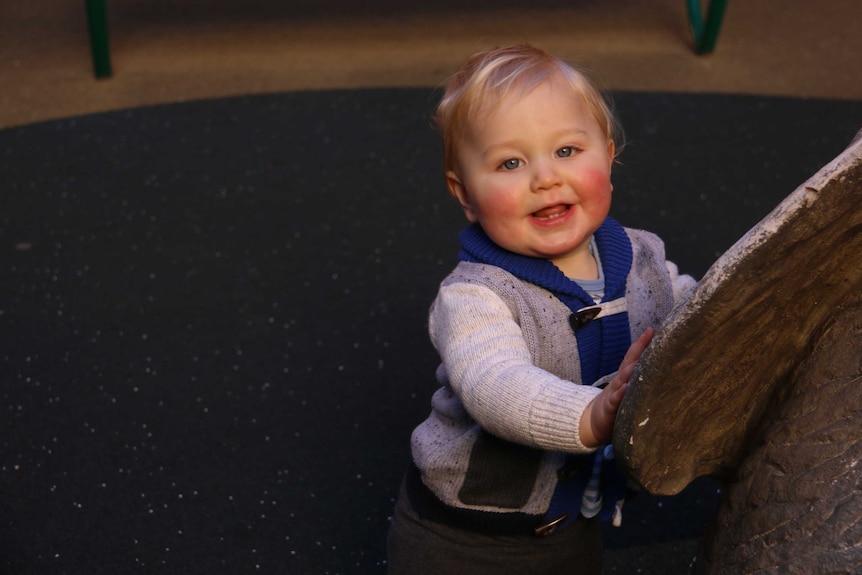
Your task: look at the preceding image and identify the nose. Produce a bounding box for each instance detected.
[531,159,562,192]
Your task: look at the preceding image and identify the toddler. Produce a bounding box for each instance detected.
[387,44,696,574]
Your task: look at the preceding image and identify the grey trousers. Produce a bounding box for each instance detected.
[386,479,603,575]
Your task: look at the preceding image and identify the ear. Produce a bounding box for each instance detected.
[446,170,479,223]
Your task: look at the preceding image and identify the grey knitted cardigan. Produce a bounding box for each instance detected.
[407,219,696,532]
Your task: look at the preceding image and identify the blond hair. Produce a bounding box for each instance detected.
[434,44,622,174]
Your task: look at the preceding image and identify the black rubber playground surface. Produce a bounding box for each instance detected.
[2,89,860,574]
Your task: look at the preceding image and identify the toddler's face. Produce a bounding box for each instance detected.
[446,76,615,278]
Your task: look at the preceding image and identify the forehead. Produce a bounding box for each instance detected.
[468,77,598,138]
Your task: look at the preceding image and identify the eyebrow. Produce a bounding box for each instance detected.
[480,128,590,158]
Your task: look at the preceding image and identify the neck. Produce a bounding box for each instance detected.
[551,242,598,280]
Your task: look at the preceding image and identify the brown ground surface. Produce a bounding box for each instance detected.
[1,0,861,129]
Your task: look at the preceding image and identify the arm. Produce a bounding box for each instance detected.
[429,281,601,453]
[667,260,698,303]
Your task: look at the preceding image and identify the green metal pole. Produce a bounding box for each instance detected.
[687,0,728,55]
[85,0,112,78]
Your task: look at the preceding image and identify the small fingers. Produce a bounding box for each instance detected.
[622,327,655,366]
[609,382,627,407]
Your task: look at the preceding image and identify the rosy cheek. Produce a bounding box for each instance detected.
[477,184,519,213]
[581,167,613,193]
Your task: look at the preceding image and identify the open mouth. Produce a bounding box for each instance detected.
[532,204,571,221]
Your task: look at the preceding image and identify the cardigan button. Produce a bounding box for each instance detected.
[570,306,601,330]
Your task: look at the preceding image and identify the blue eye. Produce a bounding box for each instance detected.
[501,158,521,170]
[557,147,575,158]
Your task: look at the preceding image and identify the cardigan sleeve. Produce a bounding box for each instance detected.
[666,260,698,303]
[429,281,600,453]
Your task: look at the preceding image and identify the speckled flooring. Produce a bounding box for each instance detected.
[3,88,861,572]
[2,1,862,573]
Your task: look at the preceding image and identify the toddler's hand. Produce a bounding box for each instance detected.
[580,327,654,447]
